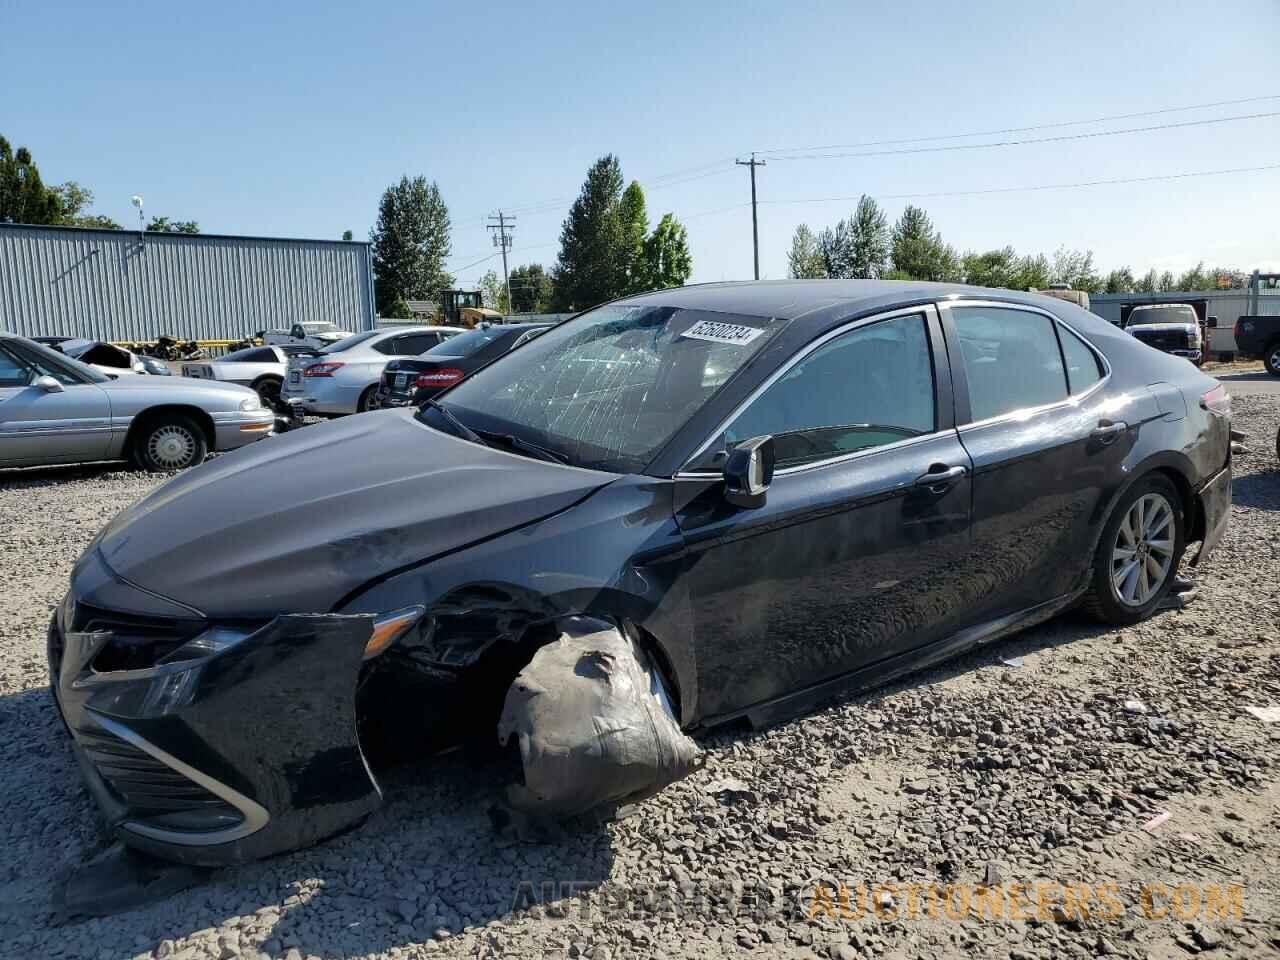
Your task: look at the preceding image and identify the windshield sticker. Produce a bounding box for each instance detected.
[680,320,766,346]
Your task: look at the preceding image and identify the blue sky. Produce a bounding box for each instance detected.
[4,0,1278,286]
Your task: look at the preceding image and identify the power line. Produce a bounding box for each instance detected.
[753,94,1280,156]
[760,111,1280,162]
[756,162,1280,207]
[486,211,516,308]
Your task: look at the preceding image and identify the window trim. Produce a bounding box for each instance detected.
[937,299,1110,431]
[676,305,947,478]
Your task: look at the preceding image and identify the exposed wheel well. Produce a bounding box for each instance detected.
[1152,466,1200,543]
[124,405,215,456]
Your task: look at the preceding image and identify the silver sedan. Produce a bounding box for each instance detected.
[280,326,460,416]
[0,333,276,471]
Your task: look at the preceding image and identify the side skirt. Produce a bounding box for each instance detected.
[699,591,1083,732]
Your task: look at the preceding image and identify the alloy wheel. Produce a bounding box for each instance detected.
[1111,492,1175,606]
[147,424,197,469]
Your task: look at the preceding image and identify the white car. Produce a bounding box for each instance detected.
[182,344,315,408]
[280,327,461,415]
[263,321,352,350]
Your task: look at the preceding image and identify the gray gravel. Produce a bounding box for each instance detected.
[2,398,1279,959]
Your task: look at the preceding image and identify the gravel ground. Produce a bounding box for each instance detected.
[1,398,1278,960]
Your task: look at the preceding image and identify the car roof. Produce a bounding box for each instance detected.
[616,279,1094,331]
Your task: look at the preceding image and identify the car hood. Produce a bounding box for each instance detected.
[1127,322,1197,334]
[94,409,616,618]
[100,374,257,395]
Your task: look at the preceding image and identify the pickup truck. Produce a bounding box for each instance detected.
[1232,315,1280,376]
[1123,303,1205,366]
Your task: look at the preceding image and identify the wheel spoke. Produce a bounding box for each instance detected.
[1147,537,1174,557]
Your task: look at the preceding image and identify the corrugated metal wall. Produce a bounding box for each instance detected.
[0,224,374,341]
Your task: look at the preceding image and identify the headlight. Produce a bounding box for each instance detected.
[239,396,262,412]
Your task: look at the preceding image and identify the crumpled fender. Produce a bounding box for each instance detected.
[59,614,382,866]
[496,617,701,818]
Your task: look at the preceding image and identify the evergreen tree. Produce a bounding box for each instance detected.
[508,263,554,313]
[370,175,453,316]
[890,205,958,281]
[0,136,62,224]
[846,195,890,279]
[619,180,649,293]
[552,155,626,310]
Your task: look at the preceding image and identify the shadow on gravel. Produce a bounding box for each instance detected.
[1234,471,1280,510]
[0,460,138,485]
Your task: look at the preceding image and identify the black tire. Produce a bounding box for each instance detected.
[1081,474,1186,625]
[1265,343,1280,377]
[357,384,379,413]
[132,413,208,472]
[251,375,283,409]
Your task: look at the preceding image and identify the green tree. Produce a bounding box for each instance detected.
[0,136,62,224]
[1104,267,1136,293]
[890,205,958,281]
[818,220,852,278]
[341,229,353,241]
[1049,247,1101,292]
[961,247,1022,288]
[479,269,510,313]
[370,175,453,316]
[847,196,890,278]
[640,213,692,290]
[1175,261,1213,290]
[47,181,119,228]
[1157,270,1176,292]
[619,180,649,293]
[1016,253,1051,290]
[786,224,826,278]
[146,216,200,233]
[552,155,627,310]
[1135,269,1159,293]
[507,263,554,313]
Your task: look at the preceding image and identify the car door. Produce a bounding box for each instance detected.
[0,342,112,465]
[673,307,975,723]
[938,301,1135,623]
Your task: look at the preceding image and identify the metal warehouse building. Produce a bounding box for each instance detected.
[0,223,375,343]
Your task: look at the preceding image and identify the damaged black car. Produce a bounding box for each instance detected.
[50,281,1232,866]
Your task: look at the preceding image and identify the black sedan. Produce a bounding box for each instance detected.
[50,281,1231,865]
[374,322,551,407]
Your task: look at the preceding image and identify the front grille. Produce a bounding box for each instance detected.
[1132,331,1190,352]
[76,725,242,828]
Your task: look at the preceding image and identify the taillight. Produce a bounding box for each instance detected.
[304,362,344,377]
[1200,384,1231,417]
[416,368,464,389]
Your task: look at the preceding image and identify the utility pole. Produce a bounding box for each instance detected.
[735,153,766,280]
[486,211,516,313]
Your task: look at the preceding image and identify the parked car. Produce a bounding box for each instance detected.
[49,281,1231,866]
[55,338,177,377]
[280,326,460,416]
[375,322,552,407]
[1232,314,1280,375]
[0,332,275,470]
[1122,303,1204,366]
[263,321,352,350]
[182,344,314,408]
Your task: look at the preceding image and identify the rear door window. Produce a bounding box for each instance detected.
[952,307,1068,421]
[1058,326,1103,395]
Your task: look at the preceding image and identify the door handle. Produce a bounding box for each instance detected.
[913,464,966,492]
[1091,421,1128,443]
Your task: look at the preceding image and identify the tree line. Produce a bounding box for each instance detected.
[372,154,694,317]
[788,194,1251,294]
[1,135,199,233]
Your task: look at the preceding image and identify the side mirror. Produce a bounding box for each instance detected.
[1206,316,1218,329]
[723,436,775,508]
[34,375,64,393]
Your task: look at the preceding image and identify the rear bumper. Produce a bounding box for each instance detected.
[1192,464,1231,565]
[50,608,382,866]
[281,377,366,415]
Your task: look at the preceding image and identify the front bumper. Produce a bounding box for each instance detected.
[211,410,276,451]
[50,600,382,866]
[1193,464,1231,565]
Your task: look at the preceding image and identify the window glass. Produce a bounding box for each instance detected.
[321,330,381,354]
[11,339,98,383]
[953,307,1068,421]
[1058,325,1103,395]
[427,326,507,357]
[0,346,32,387]
[715,314,935,470]
[396,334,438,355]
